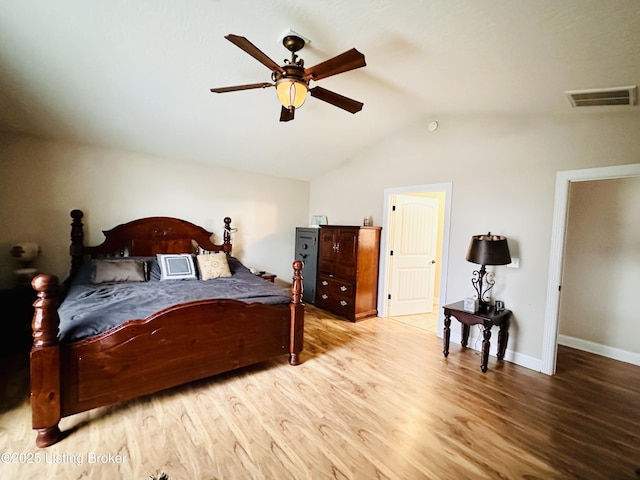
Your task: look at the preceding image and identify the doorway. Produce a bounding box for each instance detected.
[379,183,452,335]
[541,163,640,375]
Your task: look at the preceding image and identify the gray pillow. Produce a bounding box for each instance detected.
[91,259,148,283]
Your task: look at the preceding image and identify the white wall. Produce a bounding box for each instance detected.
[559,177,640,356]
[0,133,309,288]
[309,112,640,370]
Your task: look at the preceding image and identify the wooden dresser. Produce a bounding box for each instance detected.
[315,225,382,321]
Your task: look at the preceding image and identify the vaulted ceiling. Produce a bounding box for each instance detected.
[1,1,639,180]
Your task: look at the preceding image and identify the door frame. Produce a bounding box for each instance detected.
[541,163,640,375]
[379,183,453,331]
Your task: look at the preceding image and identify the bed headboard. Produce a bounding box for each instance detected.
[69,210,232,279]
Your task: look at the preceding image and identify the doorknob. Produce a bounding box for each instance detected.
[431,260,436,264]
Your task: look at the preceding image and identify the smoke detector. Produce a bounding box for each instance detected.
[565,86,637,107]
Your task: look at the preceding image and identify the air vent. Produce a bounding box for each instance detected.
[565,86,637,107]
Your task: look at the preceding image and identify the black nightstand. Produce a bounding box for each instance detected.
[0,286,36,356]
[443,301,512,372]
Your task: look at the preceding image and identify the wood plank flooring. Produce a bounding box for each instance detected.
[1,305,639,479]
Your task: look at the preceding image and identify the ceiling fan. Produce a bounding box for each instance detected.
[210,34,366,122]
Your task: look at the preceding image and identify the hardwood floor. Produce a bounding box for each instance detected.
[1,304,639,479]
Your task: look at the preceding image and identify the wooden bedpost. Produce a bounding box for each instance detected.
[30,274,62,448]
[223,217,233,254]
[289,260,304,365]
[69,209,85,280]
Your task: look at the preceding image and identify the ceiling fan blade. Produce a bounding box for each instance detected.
[304,48,366,81]
[310,86,364,114]
[225,34,285,74]
[210,82,273,93]
[280,106,295,122]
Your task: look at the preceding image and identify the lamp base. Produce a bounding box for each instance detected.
[477,300,491,314]
[14,268,38,287]
[471,265,495,312]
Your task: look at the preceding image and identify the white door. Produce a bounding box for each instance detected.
[388,195,439,316]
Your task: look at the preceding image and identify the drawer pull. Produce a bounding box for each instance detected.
[322,280,328,286]
[340,286,347,292]
[340,300,348,307]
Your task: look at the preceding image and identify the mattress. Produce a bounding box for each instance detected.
[57,256,291,343]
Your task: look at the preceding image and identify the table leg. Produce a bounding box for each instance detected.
[443,313,451,357]
[461,324,470,347]
[481,325,492,373]
[497,318,509,361]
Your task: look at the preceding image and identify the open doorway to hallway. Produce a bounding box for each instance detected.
[379,183,452,335]
[542,164,640,374]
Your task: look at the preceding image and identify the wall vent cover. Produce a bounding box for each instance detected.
[565,86,637,107]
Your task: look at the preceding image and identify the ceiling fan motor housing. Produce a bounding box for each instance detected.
[282,35,306,53]
[276,64,306,82]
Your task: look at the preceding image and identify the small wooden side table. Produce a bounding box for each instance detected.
[0,286,36,356]
[442,301,511,372]
[259,272,276,283]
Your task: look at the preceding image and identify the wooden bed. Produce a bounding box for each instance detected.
[30,210,304,448]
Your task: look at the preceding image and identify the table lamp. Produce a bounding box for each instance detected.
[466,232,511,310]
[10,241,41,286]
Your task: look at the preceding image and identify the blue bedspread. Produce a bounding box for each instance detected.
[58,257,291,343]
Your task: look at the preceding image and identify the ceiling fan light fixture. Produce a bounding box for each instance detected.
[211,33,366,121]
[276,77,308,109]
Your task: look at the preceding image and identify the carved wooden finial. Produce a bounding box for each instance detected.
[32,274,58,292]
[70,209,84,220]
[223,217,233,253]
[291,260,304,305]
[289,260,304,366]
[69,209,85,278]
[70,210,84,241]
[31,274,61,348]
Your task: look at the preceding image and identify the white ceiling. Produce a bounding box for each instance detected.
[1,1,639,181]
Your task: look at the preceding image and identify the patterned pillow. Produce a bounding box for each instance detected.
[156,254,197,281]
[197,252,232,280]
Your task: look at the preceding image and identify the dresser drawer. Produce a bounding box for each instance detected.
[315,275,355,317]
[317,276,354,298]
[318,260,356,280]
[315,291,355,318]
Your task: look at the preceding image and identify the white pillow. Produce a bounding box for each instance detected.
[197,252,232,280]
[156,254,197,280]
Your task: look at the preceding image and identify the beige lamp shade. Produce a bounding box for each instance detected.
[10,241,41,264]
[276,78,308,109]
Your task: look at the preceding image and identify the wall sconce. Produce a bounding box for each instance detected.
[466,232,511,310]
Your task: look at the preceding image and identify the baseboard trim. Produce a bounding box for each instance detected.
[557,334,640,367]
